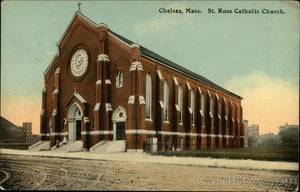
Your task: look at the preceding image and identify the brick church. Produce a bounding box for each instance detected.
[36,10,244,152]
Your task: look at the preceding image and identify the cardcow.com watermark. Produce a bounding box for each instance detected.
[197,175,298,186]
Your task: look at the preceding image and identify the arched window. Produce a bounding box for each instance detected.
[210,96,214,118]
[163,80,169,121]
[191,89,195,125]
[200,93,205,127]
[178,85,182,123]
[145,73,152,119]
[116,70,123,88]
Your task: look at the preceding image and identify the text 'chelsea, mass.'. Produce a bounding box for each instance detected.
[159,8,201,14]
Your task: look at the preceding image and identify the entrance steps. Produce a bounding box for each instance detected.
[90,140,126,153]
[53,141,83,152]
[28,141,50,151]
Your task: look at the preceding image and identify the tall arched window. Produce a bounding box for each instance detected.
[178,85,182,123]
[163,80,169,121]
[191,89,195,125]
[200,93,205,127]
[116,70,123,88]
[145,73,152,119]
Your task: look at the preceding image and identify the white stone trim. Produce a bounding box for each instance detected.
[157,70,163,80]
[52,109,57,117]
[173,76,178,85]
[53,88,59,95]
[40,132,68,136]
[40,109,44,116]
[84,117,90,123]
[74,92,87,103]
[97,54,110,62]
[128,95,135,104]
[200,110,204,116]
[175,104,179,112]
[40,130,238,139]
[82,130,114,135]
[55,67,61,74]
[126,129,156,134]
[42,87,46,93]
[197,86,202,94]
[130,44,140,49]
[94,103,101,111]
[186,82,191,90]
[130,61,143,71]
[127,149,144,153]
[106,103,112,111]
[159,101,164,108]
[207,90,212,97]
[96,80,101,85]
[105,79,111,84]
[99,23,108,28]
[139,96,145,105]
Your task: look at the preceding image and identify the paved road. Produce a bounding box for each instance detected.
[0,149,298,171]
[0,152,298,191]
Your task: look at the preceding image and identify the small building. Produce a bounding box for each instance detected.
[243,120,249,147]
[247,124,259,147]
[38,11,244,152]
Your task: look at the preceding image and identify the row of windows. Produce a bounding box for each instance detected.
[114,70,240,124]
[144,73,240,124]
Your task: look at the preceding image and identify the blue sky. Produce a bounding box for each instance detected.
[1,1,299,134]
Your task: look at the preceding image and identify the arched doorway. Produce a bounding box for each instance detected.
[68,103,83,142]
[112,106,127,141]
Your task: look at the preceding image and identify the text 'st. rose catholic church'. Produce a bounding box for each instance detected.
[34,10,244,152]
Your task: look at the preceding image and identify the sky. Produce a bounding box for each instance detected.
[1,0,299,135]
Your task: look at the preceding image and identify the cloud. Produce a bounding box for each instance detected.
[224,71,299,134]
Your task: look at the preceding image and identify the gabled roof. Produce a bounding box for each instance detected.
[48,11,242,100]
[109,30,242,99]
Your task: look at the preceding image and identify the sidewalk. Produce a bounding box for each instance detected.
[0,149,298,172]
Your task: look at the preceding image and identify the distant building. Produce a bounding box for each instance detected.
[243,120,249,147]
[247,123,259,147]
[23,122,32,135]
[0,116,40,144]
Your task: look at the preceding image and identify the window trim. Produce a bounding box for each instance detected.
[145,73,152,120]
[116,70,123,88]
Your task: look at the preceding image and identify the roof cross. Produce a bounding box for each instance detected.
[77,2,82,12]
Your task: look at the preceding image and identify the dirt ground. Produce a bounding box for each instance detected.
[0,154,298,191]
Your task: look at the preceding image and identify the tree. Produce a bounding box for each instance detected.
[278,127,299,146]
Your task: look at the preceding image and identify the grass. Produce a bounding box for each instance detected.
[154,145,299,162]
[0,143,31,150]
[1,143,298,162]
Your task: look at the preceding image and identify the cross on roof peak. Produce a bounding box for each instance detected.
[77,2,82,12]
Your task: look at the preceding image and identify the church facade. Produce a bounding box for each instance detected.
[40,11,244,152]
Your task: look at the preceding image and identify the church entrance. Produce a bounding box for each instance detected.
[116,122,125,140]
[112,106,127,141]
[68,103,83,142]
